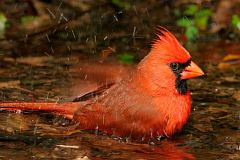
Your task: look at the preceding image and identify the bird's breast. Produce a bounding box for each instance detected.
[153,91,191,136]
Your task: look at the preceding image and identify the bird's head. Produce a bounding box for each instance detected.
[137,27,204,95]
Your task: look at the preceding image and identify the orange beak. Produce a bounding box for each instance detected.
[181,61,204,79]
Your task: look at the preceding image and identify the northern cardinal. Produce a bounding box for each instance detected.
[0,27,204,139]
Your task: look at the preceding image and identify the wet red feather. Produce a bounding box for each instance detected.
[0,27,203,139]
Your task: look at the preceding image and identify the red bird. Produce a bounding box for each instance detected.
[0,27,204,139]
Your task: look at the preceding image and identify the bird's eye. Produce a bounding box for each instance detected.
[170,62,179,71]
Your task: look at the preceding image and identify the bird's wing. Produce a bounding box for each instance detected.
[72,82,115,102]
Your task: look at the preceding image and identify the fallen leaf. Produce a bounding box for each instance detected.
[21,15,51,31]
[0,80,33,94]
[193,123,213,132]
[232,90,240,101]
[218,54,240,70]
[221,76,239,83]
[222,54,240,61]
[4,56,53,67]
[100,46,116,60]
[64,0,93,12]
[0,80,20,89]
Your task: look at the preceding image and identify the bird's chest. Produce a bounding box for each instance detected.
[153,92,191,136]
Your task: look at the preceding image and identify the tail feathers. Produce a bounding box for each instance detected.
[0,102,81,119]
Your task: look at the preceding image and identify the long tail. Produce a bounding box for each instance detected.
[0,102,81,119]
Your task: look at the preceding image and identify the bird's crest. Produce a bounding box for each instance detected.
[151,26,190,63]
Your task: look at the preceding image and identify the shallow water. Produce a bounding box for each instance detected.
[0,41,239,160]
